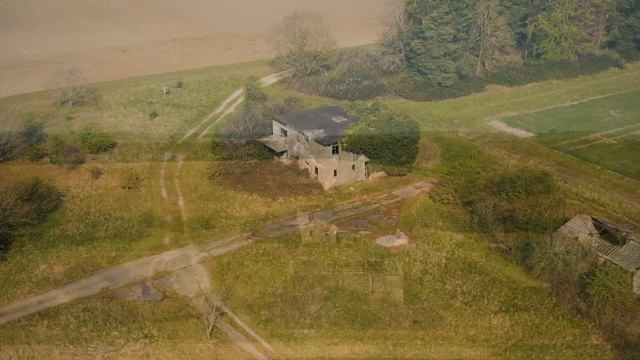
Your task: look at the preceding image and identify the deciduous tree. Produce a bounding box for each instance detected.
[469,0,518,75]
[269,11,335,77]
[536,0,587,61]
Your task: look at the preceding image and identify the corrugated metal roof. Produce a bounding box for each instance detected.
[556,215,640,272]
[605,240,640,272]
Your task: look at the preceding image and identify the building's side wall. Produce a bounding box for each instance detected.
[271,120,368,189]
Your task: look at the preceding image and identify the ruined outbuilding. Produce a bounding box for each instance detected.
[259,106,370,190]
[554,214,640,296]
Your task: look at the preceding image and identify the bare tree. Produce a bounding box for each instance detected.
[378,0,411,73]
[201,291,227,339]
[581,0,616,53]
[230,112,259,137]
[44,65,97,107]
[269,10,335,76]
[469,0,518,76]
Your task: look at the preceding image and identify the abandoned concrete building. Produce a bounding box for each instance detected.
[259,106,369,190]
[554,214,640,297]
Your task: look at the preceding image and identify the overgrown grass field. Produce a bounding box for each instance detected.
[209,196,613,358]
[2,56,640,358]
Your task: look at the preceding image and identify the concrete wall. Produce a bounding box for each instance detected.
[272,120,368,189]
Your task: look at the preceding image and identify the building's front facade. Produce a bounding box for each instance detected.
[260,106,369,190]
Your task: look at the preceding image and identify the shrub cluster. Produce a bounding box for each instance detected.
[1,121,119,166]
[211,139,273,162]
[0,178,63,253]
[343,102,420,175]
[392,75,487,102]
[429,135,640,351]
[488,54,623,86]
[0,121,47,163]
[79,130,117,154]
[284,49,387,101]
[431,147,565,234]
[391,54,619,101]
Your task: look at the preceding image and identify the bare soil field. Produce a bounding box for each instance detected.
[0,0,386,98]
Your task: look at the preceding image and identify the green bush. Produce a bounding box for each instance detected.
[445,167,565,234]
[343,102,420,175]
[392,75,487,102]
[0,178,63,253]
[211,139,272,162]
[488,54,621,86]
[20,121,46,147]
[429,137,564,234]
[80,130,117,154]
[583,266,638,321]
[244,76,267,103]
[391,54,619,102]
[531,237,598,306]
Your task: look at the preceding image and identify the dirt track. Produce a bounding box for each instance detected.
[0,181,432,325]
[0,0,386,98]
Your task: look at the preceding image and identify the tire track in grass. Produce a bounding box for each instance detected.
[173,153,187,222]
[0,182,432,358]
[154,71,288,358]
[190,71,289,141]
[178,88,245,144]
[197,94,245,139]
[160,151,173,244]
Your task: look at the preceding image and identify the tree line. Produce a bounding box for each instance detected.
[269,2,639,101]
[382,0,640,85]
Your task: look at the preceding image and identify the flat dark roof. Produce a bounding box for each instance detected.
[274,106,358,146]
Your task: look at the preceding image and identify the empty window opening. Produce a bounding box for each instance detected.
[315,167,319,176]
[334,169,338,177]
[352,164,356,171]
[280,128,288,137]
[332,145,340,155]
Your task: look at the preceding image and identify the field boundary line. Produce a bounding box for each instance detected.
[553,122,640,147]
[567,129,640,151]
[467,68,640,119]
[512,86,640,119]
